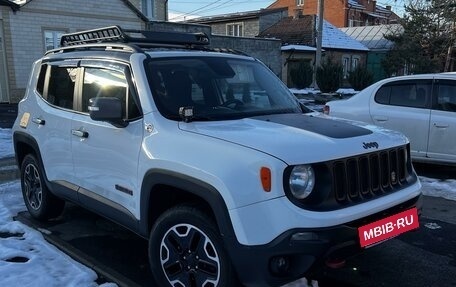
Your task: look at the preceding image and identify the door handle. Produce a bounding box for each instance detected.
[71,129,89,138]
[433,123,449,128]
[32,117,45,125]
[373,116,388,122]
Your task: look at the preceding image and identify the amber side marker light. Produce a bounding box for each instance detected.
[260,167,271,192]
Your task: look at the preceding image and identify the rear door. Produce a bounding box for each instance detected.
[427,79,456,163]
[71,60,143,218]
[30,61,78,201]
[369,79,432,160]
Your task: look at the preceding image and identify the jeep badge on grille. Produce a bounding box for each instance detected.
[363,142,379,149]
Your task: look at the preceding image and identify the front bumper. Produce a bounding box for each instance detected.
[227,195,422,287]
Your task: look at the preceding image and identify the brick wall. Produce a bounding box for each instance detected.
[4,0,145,103]
[209,19,259,38]
[268,0,348,27]
[259,9,288,32]
[211,36,282,78]
[121,0,166,21]
[147,21,211,34]
[154,0,167,21]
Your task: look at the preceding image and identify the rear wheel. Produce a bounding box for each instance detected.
[149,205,238,287]
[20,154,65,220]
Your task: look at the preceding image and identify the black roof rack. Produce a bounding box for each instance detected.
[60,26,210,48]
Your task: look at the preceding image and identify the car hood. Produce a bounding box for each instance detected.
[179,113,408,165]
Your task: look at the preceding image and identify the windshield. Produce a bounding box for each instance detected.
[146,56,303,121]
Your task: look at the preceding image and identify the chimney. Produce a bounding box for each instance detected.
[386,5,391,10]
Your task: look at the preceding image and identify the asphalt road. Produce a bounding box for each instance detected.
[15,164,456,287]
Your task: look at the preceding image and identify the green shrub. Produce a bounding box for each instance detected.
[348,66,374,91]
[289,61,313,89]
[316,59,343,93]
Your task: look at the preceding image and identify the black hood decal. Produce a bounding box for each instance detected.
[251,114,372,139]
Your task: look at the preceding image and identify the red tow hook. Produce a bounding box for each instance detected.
[325,258,346,269]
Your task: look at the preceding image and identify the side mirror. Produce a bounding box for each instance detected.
[88,97,128,128]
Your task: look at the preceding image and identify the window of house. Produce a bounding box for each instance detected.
[44,30,65,51]
[342,56,351,79]
[141,0,154,20]
[226,23,243,37]
[352,56,360,71]
[296,0,304,6]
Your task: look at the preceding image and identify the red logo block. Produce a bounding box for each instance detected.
[358,207,419,248]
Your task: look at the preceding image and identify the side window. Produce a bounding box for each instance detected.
[82,67,140,120]
[36,64,47,96]
[375,85,390,104]
[47,66,77,109]
[383,81,430,109]
[435,81,456,112]
[389,84,415,107]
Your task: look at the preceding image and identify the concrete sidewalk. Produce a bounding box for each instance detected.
[0,157,19,182]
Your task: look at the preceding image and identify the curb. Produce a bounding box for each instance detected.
[0,157,19,182]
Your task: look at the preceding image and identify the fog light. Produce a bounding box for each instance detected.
[270,256,290,275]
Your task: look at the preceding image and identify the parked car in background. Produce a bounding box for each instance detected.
[324,74,456,165]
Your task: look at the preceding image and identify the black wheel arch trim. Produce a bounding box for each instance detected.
[139,169,237,242]
[13,131,49,185]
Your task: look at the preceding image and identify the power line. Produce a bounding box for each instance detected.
[169,0,273,20]
[169,0,226,20]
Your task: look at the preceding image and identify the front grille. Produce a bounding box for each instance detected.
[332,145,411,204]
[283,144,417,211]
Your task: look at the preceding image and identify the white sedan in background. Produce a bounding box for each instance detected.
[324,73,456,165]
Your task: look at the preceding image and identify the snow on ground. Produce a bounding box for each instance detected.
[0,127,455,287]
[0,128,14,158]
[0,181,116,287]
[420,177,456,201]
[289,87,358,95]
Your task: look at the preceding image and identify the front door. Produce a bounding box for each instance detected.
[0,20,9,102]
[71,61,143,218]
[370,79,432,160]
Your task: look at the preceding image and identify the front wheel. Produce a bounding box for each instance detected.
[20,154,65,220]
[149,205,238,287]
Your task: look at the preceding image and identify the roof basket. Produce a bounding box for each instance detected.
[60,26,210,47]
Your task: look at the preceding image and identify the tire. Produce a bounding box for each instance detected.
[20,154,65,220]
[149,205,238,287]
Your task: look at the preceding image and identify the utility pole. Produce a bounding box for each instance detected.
[313,0,324,89]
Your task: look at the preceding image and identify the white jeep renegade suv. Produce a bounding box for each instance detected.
[13,26,422,287]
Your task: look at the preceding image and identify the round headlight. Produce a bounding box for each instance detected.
[289,165,315,200]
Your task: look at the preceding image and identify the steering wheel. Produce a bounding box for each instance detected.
[221,99,244,109]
